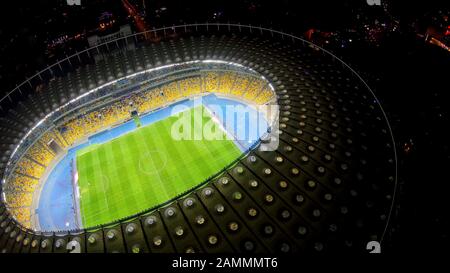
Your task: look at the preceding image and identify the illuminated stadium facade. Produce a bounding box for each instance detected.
[0,24,397,253]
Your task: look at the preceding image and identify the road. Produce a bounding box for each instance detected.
[122,0,149,33]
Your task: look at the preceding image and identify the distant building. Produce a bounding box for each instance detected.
[87,24,133,48]
[87,24,135,62]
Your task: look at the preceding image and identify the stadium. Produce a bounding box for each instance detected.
[0,24,397,253]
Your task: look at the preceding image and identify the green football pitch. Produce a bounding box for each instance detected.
[75,106,242,228]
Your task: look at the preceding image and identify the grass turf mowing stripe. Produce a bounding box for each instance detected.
[76,106,242,228]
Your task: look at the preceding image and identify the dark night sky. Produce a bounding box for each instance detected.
[0,0,447,92]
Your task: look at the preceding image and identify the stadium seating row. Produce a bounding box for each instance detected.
[5,192,33,208]
[8,207,31,227]
[58,71,272,147]
[5,174,39,193]
[40,129,69,149]
[26,142,55,167]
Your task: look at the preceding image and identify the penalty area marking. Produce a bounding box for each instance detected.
[84,174,111,213]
